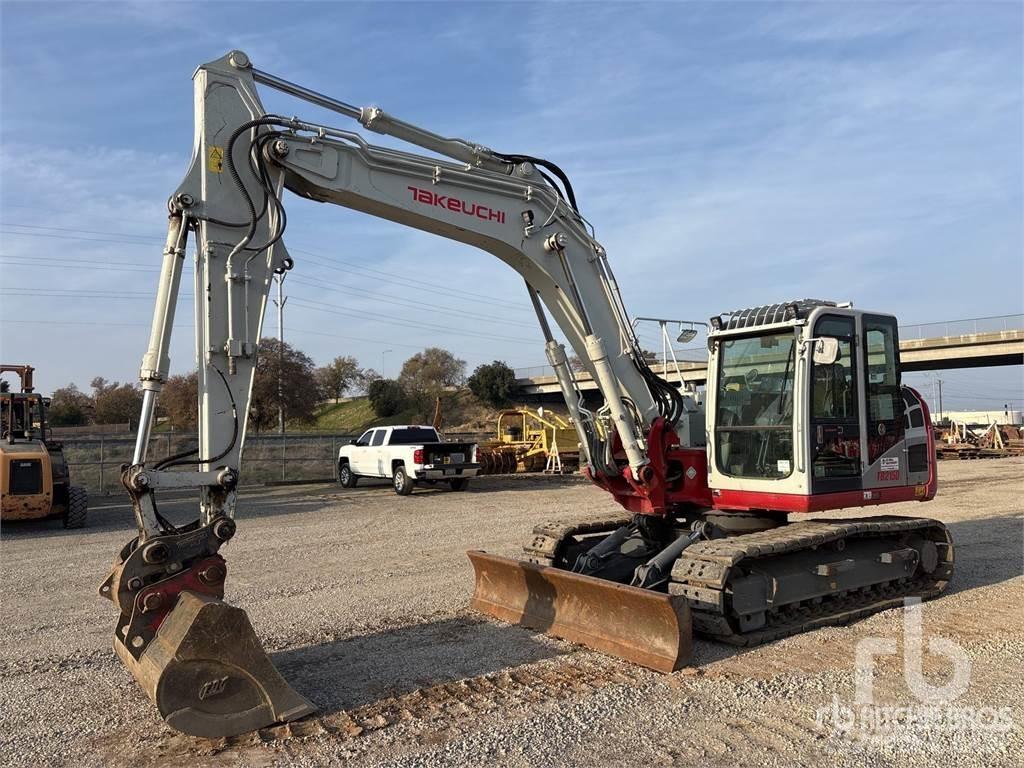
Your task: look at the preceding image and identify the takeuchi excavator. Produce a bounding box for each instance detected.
[102,51,953,737]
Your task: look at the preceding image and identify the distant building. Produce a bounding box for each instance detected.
[937,409,1021,426]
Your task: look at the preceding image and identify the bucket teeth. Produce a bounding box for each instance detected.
[115,591,315,738]
[467,550,691,673]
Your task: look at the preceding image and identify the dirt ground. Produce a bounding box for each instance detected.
[1,458,1021,768]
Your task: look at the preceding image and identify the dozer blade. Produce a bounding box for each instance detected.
[467,551,691,673]
[116,591,315,738]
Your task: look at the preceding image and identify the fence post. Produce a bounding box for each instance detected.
[99,434,105,495]
[332,436,337,481]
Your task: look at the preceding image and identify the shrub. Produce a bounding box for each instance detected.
[367,379,406,417]
[467,361,517,408]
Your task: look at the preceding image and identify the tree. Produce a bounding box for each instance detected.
[367,379,406,417]
[48,383,92,426]
[316,356,362,402]
[160,372,198,430]
[398,347,466,407]
[90,377,143,425]
[354,367,379,395]
[467,361,517,408]
[250,338,321,431]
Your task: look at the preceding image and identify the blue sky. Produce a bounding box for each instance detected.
[1,1,1021,411]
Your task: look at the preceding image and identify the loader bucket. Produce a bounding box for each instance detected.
[467,551,691,673]
[115,591,315,738]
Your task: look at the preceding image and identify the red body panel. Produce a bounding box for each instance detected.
[709,483,932,513]
[592,388,937,518]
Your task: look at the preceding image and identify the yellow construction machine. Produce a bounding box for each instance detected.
[0,364,88,528]
[478,407,580,474]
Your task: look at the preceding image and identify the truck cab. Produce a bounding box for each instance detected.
[705,300,935,513]
[337,425,480,495]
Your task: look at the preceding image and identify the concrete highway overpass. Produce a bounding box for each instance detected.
[514,317,1024,397]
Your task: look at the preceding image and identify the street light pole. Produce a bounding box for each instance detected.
[382,348,393,378]
[273,272,288,435]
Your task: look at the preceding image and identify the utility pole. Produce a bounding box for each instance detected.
[273,272,288,435]
[382,348,393,379]
[936,378,944,423]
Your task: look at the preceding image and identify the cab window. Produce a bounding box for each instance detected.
[355,430,373,446]
[369,429,386,447]
[810,316,860,482]
[863,316,904,464]
[714,331,796,479]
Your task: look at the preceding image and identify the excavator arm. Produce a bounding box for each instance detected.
[131,50,699,538]
[102,50,698,737]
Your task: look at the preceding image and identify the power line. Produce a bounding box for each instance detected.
[0,222,532,310]
[0,318,428,350]
[292,246,529,311]
[1,285,537,344]
[288,297,539,346]
[287,274,535,329]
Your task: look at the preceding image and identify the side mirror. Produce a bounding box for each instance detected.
[812,337,840,366]
[349,438,358,445]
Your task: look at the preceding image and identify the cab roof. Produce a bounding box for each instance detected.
[710,299,844,333]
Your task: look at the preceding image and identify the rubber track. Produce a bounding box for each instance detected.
[670,516,954,646]
[521,513,631,565]
[519,514,954,648]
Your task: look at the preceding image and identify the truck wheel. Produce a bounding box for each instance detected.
[392,465,414,496]
[448,478,470,492]
[338,462,357,488]
[63,486,88,529]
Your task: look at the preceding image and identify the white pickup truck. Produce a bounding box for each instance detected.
[337,425,480,495]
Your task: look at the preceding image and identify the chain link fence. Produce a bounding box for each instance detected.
[63,430,489,495]
[63,433,349,495]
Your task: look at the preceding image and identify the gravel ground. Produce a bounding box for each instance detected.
[1,459,1021,767]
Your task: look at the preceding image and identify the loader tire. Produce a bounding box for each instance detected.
[63,485,88,529]
[392,465,414,496]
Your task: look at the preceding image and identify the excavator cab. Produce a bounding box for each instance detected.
[706,300,936,512]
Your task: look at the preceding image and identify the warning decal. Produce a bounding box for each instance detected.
[880,456,900,471]
[207,145,224,173]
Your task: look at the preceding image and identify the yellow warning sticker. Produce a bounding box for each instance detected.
[207,145,224,173]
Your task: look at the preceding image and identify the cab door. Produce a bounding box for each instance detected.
[369,428,387,477]
[351,430,375,475]
[862,315,906,488]
[808,314,862,493]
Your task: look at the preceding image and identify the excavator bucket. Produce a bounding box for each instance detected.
[115,591,315,738]
[467,551,691,673]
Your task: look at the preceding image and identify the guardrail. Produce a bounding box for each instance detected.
[514,314,1024,378]
[898,314,1023,340]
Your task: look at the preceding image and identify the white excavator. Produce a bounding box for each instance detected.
[100,51,954,738]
